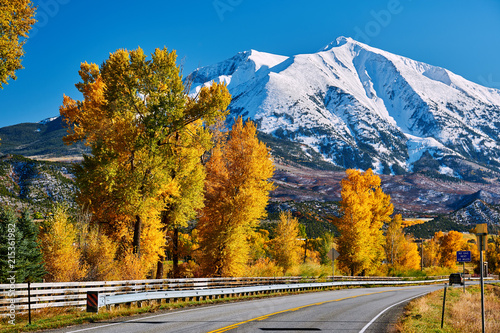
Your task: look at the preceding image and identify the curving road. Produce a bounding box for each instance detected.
[51,284,443,333]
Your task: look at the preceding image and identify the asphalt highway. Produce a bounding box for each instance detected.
[50,284,444,333]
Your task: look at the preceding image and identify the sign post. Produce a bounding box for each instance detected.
[327,248,340,282]
[473,223,488,333]
[456,251,471,293]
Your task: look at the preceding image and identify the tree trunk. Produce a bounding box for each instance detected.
[133,214,142,257]
[173,227,179,278]
[156,256,164,279]
[156,211,169,279]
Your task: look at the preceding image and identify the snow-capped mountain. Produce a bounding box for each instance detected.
[188,37,500,180]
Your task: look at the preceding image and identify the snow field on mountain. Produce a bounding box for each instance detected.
[188,37,500,178]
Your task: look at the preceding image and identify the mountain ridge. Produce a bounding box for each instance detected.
[188,36,500,182]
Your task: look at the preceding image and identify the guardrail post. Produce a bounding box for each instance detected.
[87,291,99,313]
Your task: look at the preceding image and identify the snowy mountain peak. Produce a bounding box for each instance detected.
[320,36,360,51]
[189,38,500,181]
[246,49,288,71]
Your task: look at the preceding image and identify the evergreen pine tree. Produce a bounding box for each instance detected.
[0,207,20,283]
[16,211,45,282]
[0,207,45,283]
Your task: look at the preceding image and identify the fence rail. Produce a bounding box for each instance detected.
[0,275,453,312]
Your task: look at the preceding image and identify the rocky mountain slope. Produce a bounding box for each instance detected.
[188,37,500,182]
[450,199,500,227]
[0,154,76,213]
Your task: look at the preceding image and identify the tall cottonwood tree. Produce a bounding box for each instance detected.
[334,169,393,276]
[197,117,274,277]
[60,48,230,276]
[156,121,209,278]
[0,0,36,88]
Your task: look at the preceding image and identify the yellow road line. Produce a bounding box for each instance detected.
[207,289,402,333]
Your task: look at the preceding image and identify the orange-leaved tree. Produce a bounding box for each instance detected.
[60,47,230,278]
[439,230,467,268]
[334,169,393,276]
[197,117,274,277]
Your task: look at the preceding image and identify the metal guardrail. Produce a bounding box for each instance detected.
[0,275,453,313]
[91,279,449,312]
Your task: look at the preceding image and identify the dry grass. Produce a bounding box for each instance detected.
[27,155,83,162]
[398,284,500,333]
[449,286,500,333]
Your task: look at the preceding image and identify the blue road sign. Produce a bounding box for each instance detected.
[457,251,471,263]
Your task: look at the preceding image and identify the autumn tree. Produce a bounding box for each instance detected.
[60,48,230,277]
[270,211,302,273]
[487,230,500,275]
[39,206,88,282]
[439,230,467,268]
[423,231,443,267]
[248,229,270,262]
[0,0,36,88]
[334,169,393,276]
[384,214,420,271]
[396,236,421,271]
[197,118,274,277]
[157,121,210,278]
[80,225,119,281]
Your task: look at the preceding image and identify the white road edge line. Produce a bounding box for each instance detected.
[358,291,431,333]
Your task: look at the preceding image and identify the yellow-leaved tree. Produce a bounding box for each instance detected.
[80,225,120,281]
[157,120,211,278]
[0,0,36,88]
[334,169,393,276]
[270,211,303,273]
[197,117,274,277]
[487,230,500,275]
[60,48,230,278]
[423,231,444,267]
[384,214,420,271]
[39,206,88,282]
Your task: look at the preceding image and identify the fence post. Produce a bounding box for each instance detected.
[441,284,447,329]
[28,281,31,325]
[87,291,99,313]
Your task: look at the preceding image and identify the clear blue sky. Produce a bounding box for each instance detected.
[1,0,500,127]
